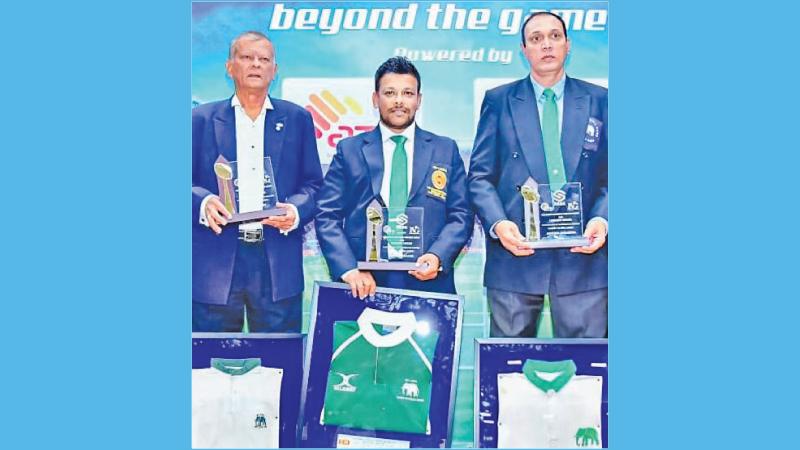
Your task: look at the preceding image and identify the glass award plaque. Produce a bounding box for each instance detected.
[213,155,286,224]
[521,177,591,249]
[357,199,426,271]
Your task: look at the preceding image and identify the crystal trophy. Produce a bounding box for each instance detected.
[358,199,426,271]
[213,155,286,223]
[521,177,591,249]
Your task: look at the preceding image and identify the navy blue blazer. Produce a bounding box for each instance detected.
[315,126,473,294]
[192,97,323,305]
[468,76,608,295]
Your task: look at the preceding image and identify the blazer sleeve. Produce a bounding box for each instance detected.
[285,109,323,228]
[589,94,608,222]
[426,139,473,274]
[468,91,508,235]
[192,110,214,225]
[314,142,358,280]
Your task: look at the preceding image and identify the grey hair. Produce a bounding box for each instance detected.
[228,31,275,62]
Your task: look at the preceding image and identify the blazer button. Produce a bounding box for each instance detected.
[512,152,519,159]
[515,185,521,191]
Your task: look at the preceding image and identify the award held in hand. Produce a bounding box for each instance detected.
[521,177,590,249]
[358,199,425,271]
[213,155,286,224]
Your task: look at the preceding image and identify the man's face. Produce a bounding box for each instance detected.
[521,14,570,80]
[372,73,422,133]
[226,38,277,93]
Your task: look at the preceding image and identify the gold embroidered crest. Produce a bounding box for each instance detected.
[431,169,447,190]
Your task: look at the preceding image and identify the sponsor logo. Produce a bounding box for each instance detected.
[284,79,382,166]
[396,379,425,402]
[394,214,409,227]
[332,372,359,392]
[541,190,567,211]
[575,427,600,447]
[304,89,374,162]
[254,413,268,428]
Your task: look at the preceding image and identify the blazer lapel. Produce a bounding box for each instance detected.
[264,98,286,176]
[361,128,385,204]
[561,77,590,182]
[509,79,549,185]
[408,127,434,202]
[213,99,237,162]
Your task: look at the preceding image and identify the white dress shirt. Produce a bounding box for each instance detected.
[232,94,272,233]
[199,94,299,235]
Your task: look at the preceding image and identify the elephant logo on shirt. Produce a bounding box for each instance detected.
[575,427,599,447]
[401,381,419,398]
[254,414,267,428]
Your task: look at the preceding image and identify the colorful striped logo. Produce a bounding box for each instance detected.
[304,89,374,148]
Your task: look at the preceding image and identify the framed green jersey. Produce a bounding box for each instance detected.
[299,282,464,448]
[320,308,439,434]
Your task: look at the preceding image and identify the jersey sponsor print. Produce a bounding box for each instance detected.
[321,308,439,434]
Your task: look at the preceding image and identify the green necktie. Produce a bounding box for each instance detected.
[389,135,408,209]
[536,294,554,338]
[387,135,408,252]
[542,88,567,190]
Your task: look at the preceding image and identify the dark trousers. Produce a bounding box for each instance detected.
[488,286,607,338]
[192,240,301,332]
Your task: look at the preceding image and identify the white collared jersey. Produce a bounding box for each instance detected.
[192,365,283,448]
[320,308,439,434]
[497,370,602,448]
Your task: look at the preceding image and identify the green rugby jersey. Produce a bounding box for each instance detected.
[320,308,440,434]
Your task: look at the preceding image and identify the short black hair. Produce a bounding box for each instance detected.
[520,11,568,46]
[374,56,421,93]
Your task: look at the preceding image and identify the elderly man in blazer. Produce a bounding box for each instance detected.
[192,31,322,331]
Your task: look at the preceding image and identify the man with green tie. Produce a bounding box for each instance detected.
[315,57,473,299]
[468,12,608,338]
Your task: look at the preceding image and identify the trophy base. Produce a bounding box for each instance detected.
[357,261,430,271]
[229,207,287,224]
[524,237,591,249]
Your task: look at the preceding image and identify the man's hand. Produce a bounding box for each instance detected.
[342,270,377,300]
[495,220,535,256]
[570,220,607,254]
[205,196,232,234]
[409,253,440,281]
[261,202,296,232]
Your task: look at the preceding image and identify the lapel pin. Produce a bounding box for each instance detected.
[275,122,284,131]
